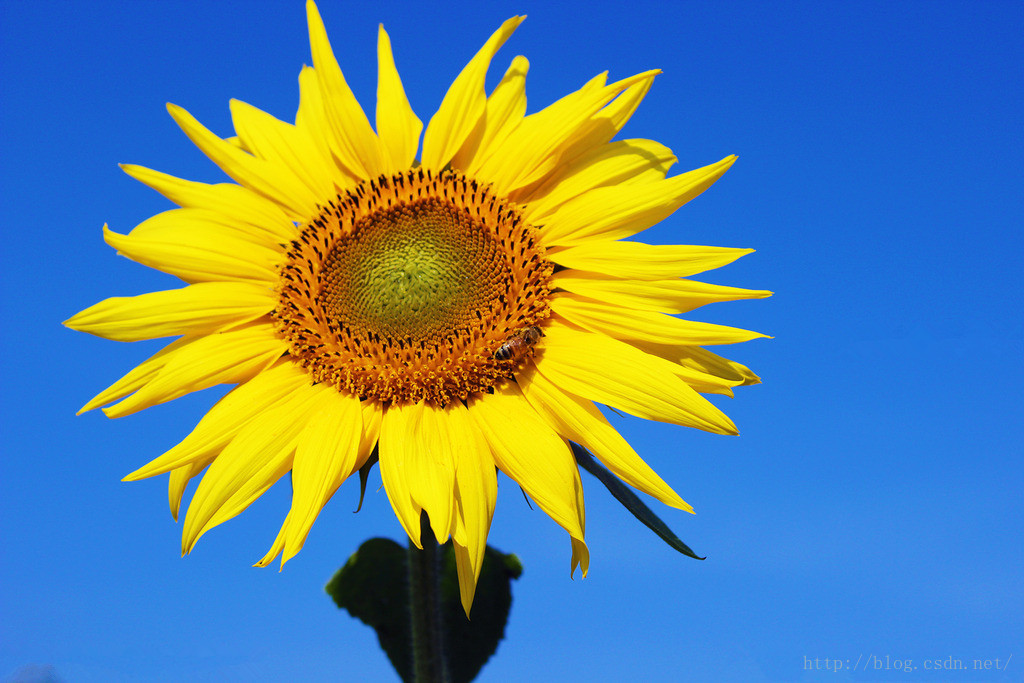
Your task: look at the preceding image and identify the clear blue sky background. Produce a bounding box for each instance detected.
[2,1,1021,681]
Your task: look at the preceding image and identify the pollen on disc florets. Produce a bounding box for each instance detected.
[273,168,553,406]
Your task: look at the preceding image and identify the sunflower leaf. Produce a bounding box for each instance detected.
[570,441,705,560]
[442,544,523,683]
[325,538,412,681]
[325,537,522,683]
[354,445,379,513]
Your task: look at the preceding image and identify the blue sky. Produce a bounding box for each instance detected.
[2,1,1021,681]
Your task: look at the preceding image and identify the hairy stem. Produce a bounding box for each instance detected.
[407,512,450,683]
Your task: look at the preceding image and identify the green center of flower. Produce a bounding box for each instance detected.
[274,169,553,406]
[320,198,508,344]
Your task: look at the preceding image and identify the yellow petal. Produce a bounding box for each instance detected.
[453,55,529,174]
[182,380,322,553]
[379,403,456,546]
[255,508,293,569]
[376,25,422,172]
[306,0,384,179]
[633,341,762,386]
[540,155,737,246]
[571,536,590,579]
[469,386,586,545]
[64,281,274,342]
[414,404,458,544]
[119,165,296,242]
[474,55,530,159]
[167,103,319,220]
[548,241,754,280]
[522,139,677,222]
[378,403,425,548]
[103,221,280,285]
[518,368,692,512]
[479,70,658,194]
[445,402,497,607]
[422,16,525,170]
[282,387,363,564]
[257,397,379,570]
[123,362,309,481]
[549,296,765,395]
[296,65,362,192]
[538,324,738,434]
[168,459,209,521]
[229,99,336,203]
[78,336,192,414]
[121,206,282,249]
[551,75,656,171]
[358,400,383,468]
[102,323,282,418]
[452,540,478,617]
[578,72,609,93]
[551,275,772,314]
[550,294,770,344]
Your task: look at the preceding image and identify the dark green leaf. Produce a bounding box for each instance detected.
[441,545,522,683]
[325,538,413,682]
[326,538,523,683]
[354,446,378,513]
[571,441,705,560]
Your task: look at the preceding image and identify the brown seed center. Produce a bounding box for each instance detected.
[273,169,552,406]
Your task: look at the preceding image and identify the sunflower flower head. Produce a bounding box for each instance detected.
[65,1,769,614]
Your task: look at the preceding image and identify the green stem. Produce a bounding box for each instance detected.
[407,512,450,683]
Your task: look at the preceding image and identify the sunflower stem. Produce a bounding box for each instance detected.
[408,512,450,683]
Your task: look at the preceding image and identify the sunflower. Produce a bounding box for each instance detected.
[65,1,769,612]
